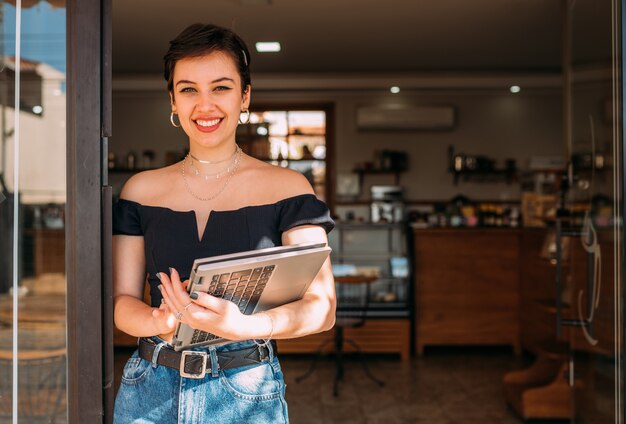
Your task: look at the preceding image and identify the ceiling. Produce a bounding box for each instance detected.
[112,0,612,77]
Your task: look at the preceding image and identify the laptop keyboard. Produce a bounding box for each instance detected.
[190,265,275,345]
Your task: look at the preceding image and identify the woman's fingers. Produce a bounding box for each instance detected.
[160,269,246,336]
[189,290,226,312]
[161,269,198,320]
[169,269,192,299]
[168,267,182,284]
[159,269,184,304]
[158,280,184,321]
[159,270,204,326]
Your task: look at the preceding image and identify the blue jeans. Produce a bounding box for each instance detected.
[114,337,289,423]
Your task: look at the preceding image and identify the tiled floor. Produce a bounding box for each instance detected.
[281,348,528,424]
[115,346,562,423]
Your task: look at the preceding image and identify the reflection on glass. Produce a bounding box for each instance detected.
[0,1,67,422]
[0,3,17,423]
[568,0,621,421]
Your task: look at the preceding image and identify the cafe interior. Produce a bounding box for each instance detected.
[0,0,623,422]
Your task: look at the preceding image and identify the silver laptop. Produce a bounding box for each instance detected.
[172,242,331,351]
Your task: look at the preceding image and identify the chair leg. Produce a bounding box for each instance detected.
[346,339,384,387]
[294,338,333,383]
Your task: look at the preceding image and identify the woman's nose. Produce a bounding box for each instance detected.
[196,92,215,111]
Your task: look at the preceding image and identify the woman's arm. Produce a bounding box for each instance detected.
[267,224,336,337]
[113,234,177,337]
[158,224,336,341]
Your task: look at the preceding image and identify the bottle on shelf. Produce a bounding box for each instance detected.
[126,151,137,169]
[107,152,116,169]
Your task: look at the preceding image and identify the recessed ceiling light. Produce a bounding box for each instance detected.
[256,42,281,53]
[240,0,272,5]
[510,85,521,94]
[390,86,400,94]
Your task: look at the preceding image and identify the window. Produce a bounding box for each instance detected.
[238,108,330,202]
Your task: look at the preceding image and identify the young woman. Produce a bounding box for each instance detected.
[112,23,335,423]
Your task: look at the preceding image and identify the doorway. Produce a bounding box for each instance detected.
[1,0,620,422]
[1,0,112,422]
[108,1,625,422]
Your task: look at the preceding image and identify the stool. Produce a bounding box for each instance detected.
[296,275,384,396]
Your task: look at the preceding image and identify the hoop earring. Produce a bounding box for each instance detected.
[170,112,181,128]
[238,109,250,125]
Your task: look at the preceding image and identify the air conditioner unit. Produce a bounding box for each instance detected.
[356,105,455,130]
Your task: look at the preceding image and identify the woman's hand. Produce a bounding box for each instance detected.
[158,268,254,341]
[152,277,190,335]
[150,301,178,335]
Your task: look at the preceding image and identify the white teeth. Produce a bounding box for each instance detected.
[196,118,221,127]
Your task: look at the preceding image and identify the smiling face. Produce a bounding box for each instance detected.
[170,51,251,155]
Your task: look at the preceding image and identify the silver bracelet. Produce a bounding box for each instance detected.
[253,311,274,347]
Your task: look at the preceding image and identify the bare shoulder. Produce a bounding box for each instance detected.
[240,156,314,202]
[119,164,179,203]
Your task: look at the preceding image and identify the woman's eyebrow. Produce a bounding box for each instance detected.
[175,77,234,86]
[211,77,235,84]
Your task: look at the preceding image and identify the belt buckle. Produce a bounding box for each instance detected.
[180,351,208,379]
[258,345,269,362]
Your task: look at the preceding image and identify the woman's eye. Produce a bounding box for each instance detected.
[215,86,232,92]
[180,87,196,93]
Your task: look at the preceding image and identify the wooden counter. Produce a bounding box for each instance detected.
[277,319,411,361]
[413,228,521,354]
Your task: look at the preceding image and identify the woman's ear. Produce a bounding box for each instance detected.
[242,85,251,110]
[169,92,177,113]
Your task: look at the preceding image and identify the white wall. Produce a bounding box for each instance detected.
[1,64,66,204]
[111,90,187,164]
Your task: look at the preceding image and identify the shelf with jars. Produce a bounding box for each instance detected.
[447,145,518,185]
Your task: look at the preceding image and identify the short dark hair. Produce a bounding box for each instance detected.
[163,23,251,95]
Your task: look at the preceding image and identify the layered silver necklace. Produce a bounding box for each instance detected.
[181,145,243,201]
[187,145,241,181]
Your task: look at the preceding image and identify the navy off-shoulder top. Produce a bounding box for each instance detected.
[112,194,334,306]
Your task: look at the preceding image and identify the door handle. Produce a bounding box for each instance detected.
[555,215,598,346]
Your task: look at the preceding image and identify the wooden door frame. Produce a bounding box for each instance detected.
[66,0,112,421]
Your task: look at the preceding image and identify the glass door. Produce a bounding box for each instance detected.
[510,1,622,422]
[566,0,623,421]
[0,0,68,422]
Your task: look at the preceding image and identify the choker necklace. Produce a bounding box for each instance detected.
[189,145,238,164]
[181,146,243,201]
[188,145,242,182]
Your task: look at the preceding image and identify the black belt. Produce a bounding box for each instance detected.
[138,338,273,379]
